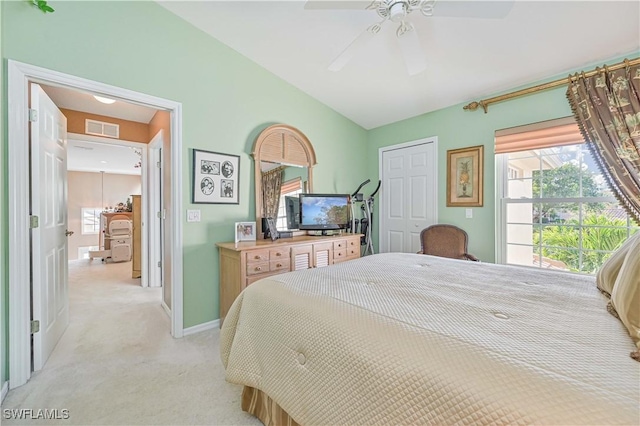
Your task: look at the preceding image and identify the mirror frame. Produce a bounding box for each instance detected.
[253,124,317,239]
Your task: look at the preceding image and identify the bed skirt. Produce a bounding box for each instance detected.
[241,386,300,426]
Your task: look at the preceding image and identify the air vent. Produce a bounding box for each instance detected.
[85,119,119,139]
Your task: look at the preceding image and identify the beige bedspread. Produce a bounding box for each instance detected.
[221,253,640,425]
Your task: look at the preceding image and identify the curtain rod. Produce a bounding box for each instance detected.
[463,57,640,113]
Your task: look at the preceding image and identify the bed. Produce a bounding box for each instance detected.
[220,253,640,425]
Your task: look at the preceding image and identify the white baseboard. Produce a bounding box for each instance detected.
[2,381,8,403]
[161,301,171,318]
[183,319,220,336]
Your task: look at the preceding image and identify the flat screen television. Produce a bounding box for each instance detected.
[299,193,350,231]
[285,195,300,230]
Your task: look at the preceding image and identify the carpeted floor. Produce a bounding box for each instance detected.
[2,260,260,425]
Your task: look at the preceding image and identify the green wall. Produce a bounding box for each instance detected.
[1,0,368,343]
[367,53,639,263]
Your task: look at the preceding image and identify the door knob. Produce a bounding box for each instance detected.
[65,230,74,237]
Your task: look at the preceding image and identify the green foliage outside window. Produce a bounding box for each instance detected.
[531,163,602,222]
[533,214,636,273]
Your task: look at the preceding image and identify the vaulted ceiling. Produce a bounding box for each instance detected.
[159,1,640,129]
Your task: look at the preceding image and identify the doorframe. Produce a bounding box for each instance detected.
[67,133,150,288]
[148,130,163,291]
[378,137,439,253]
[8,60,184,389]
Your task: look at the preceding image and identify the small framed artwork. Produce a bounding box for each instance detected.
[192,149,240,204]
[235,222,256,243]
[265,217,279,242]
[447,145,484,207]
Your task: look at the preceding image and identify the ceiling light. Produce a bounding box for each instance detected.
[94,95,116,104]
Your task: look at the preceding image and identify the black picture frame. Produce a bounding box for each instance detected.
[192,149,240,204]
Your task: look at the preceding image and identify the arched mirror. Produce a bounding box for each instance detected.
[253,124,316,239]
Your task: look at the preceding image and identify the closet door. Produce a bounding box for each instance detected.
[380,139,438,253]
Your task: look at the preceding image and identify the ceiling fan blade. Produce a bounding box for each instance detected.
[328,25,378,72]
[304,0,372,10]
[432,0,514,19]
[396,23,426,76]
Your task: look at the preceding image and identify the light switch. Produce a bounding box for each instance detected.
[465,208,473,219]
[187,209,201,222]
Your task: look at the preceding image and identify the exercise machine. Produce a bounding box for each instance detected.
[349,179,381,256]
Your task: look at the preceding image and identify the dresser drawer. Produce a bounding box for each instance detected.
[269,247,289,260]
[346,246,360,259]
[246,270,283,287]
[334,248,347,261]
[333,240,346,250]
[270,258,290,272]
[247,249,269,263]
[247,261,270,275]
[347,238,359,248]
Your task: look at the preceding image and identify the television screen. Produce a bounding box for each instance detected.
[285,195,300,230]
[299,194,350,230]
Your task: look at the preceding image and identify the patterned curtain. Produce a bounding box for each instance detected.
[566,62,640,224]
[262,167,284,220]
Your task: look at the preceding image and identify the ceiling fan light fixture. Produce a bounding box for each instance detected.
[389,1,408,22]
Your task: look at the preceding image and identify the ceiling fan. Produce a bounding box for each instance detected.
[305,0,514,76]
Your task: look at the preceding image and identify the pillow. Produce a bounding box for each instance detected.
[596,232,640,297]
[611,233,640,357]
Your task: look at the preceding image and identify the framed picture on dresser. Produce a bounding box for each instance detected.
[235,222,256,244]
[192,149,240,204]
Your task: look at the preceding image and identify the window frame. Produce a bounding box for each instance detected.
[81,207,102,235]
[495,147,637,275]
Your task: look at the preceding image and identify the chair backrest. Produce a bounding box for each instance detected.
[420,224,469,260]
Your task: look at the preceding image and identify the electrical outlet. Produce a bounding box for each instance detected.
[187,209,201,222]
[465,208,473,219]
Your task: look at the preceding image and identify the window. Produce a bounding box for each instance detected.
[82,208,102,234]
[276,178,302,231]
[497,120,638,274]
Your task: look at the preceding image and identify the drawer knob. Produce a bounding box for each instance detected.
[255,266,262,271]
[338,253,342,256]
[276,252,281,256]
[276,263,282,267]
[254,255,261,259]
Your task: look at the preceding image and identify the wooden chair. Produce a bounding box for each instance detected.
[418,224,479,261]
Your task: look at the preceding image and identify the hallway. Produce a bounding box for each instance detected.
[2,260,258,425]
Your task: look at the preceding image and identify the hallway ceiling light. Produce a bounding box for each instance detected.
[94,95,116,104]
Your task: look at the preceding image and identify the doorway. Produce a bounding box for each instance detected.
[7,60,184,389]
[378,137,438,253]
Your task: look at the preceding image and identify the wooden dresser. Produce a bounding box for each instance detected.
[217,233,361,323]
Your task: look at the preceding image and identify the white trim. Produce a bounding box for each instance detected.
[8,60,32,389]
[183,319,220,336]
[1,381,8,403]
[8,60,184,388]
[161,300,171,318]
[148,131,163,289]
[495,154,507,264]
[378,137,438,253]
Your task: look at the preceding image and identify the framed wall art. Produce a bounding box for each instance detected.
[446,145,484,207]
[192,149,240,204]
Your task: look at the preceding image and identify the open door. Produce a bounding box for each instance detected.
[30,83,69,370]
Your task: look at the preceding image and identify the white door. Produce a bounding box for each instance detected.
[380,139,437,253]
[148,132,163,290]
[31,83,69,370]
